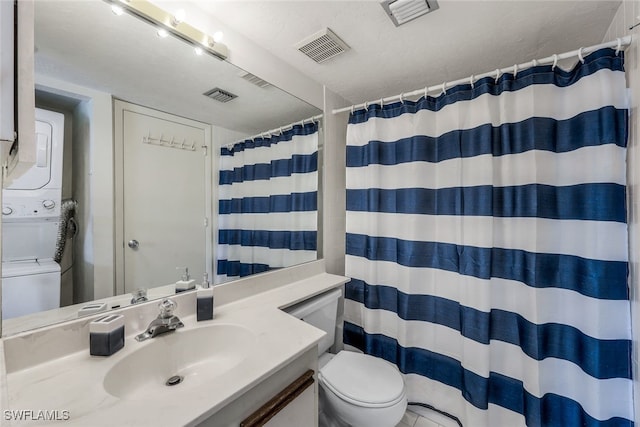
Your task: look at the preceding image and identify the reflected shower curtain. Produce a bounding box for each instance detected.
[217,122,318,281]
[343,48,633,426]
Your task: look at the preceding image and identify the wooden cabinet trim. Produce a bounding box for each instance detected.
[240,369,315,427]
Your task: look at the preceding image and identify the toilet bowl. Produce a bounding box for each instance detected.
[318,351,407,427]
[284,289,407,427]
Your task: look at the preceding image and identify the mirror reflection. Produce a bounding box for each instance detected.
[1,0,321,335]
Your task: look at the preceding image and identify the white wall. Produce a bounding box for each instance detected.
[604,0,640,421]
[322,87,349,277]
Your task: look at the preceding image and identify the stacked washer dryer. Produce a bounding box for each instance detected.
[2,108,64,319]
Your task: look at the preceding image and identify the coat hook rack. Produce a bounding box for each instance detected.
[142,133,197,151]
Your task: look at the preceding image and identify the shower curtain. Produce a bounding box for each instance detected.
[217,122,318,281]
[343,48,633,426]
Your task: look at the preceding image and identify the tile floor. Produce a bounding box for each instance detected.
[396,407,458,427]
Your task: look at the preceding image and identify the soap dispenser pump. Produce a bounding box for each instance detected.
[197,273,214,321]
[175,267,196,293]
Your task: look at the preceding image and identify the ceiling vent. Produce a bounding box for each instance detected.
[381,0,439,27]
[295,28,350,64]
[203,88,237,103]
[238,71,271,88]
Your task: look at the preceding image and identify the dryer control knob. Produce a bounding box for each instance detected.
[2,207,12,215]
[42,200,56,210]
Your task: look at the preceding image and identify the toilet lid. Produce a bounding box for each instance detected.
[319,351,405,408]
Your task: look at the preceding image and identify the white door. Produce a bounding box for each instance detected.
[114,101,211,294]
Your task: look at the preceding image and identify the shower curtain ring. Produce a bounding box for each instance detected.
[578,47,585,64]
[532,59,538,67]
[513,64,518,78]
[495,69,501,83]
[552,54,558,70]
[399,93,404,104]
[379,98,384,107]
[351,105,355,114]
[616,38,622,55]
[424,86,428,99]
[364,102,369,111]
[441,82,447,95]
[469,75,475,89]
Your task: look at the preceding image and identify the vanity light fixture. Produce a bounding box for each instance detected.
[102,0,228,60]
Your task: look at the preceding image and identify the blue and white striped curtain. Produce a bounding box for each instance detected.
[344,48,632,426]
[217,122,318,281]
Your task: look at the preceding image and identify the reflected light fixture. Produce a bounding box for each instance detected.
[103,0,228,60]
[213,31,224,43]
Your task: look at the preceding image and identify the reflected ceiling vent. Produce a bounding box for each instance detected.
[203,87,237,103]
[381,0,439,27]
[295,28,350,63]
[238,71,271,88]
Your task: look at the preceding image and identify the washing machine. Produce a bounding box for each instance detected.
[2,108,64,320]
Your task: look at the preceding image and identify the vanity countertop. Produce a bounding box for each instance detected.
[2,271,348,426]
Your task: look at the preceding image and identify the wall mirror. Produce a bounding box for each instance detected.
[1,0,322,336]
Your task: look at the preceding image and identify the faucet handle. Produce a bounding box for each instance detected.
[158,298,177,318]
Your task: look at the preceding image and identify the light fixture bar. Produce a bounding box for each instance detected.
[102,0,228,60]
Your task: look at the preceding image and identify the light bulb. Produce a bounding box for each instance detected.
[157,28,169,38]
[194,47,204,56]
[111,5,124,15]
[213,31,224,43]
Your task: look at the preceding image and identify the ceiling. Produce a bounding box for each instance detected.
[194,0,622,105]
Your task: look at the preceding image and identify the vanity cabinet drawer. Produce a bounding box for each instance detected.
[241,369,315,427]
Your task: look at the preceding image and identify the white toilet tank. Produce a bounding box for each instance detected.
[284,288,342,355]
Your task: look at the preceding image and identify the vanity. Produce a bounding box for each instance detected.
[1,261,348,426]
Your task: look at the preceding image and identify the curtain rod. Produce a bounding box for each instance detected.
[227,114,323,148]
[332,36,632,115]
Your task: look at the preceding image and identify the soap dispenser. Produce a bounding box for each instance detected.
[175,267,196,293]
[197,272,214,321]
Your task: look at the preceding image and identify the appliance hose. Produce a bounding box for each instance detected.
[54,199,78,264]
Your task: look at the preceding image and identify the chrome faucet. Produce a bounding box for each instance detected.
[135,298,184,342]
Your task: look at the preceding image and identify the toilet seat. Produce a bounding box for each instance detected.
[319,351,405,408]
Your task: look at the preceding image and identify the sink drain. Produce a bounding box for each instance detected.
[165,375,184,386]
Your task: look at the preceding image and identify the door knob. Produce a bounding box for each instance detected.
[128,239,140,250]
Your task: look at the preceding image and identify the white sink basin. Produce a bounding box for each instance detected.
[103,324,256,400]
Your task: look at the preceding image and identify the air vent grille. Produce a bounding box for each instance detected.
[203,88,237,103]
[381,0,439,27]
[295,28,350,63]
[239,71,271,88]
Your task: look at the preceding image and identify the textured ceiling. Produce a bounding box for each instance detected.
[194,0,621,105]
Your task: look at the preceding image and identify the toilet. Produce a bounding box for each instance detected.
[285,288,407,427]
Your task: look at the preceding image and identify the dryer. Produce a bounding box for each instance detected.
[2,108,64,320]
[2,108,64,220]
